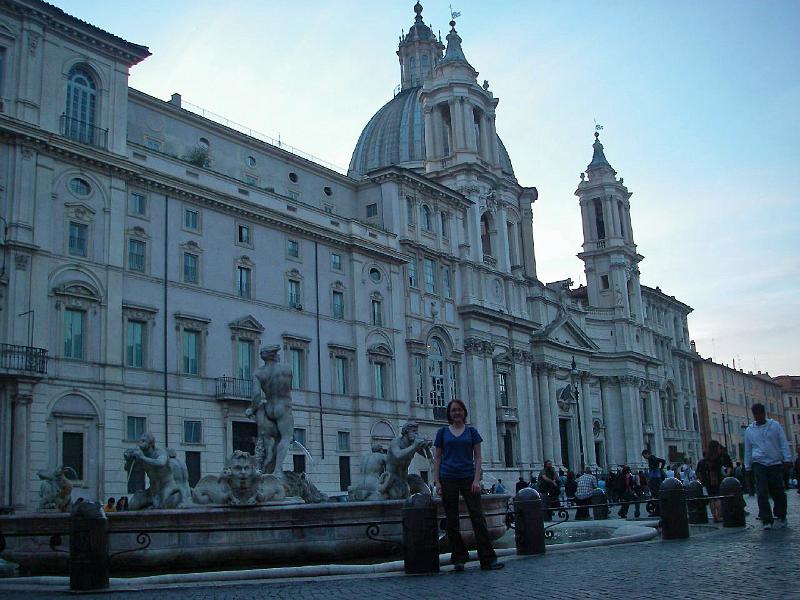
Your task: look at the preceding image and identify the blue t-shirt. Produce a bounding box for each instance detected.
[434,426,483,480]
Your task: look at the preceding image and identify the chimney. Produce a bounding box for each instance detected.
[170,93,182,108]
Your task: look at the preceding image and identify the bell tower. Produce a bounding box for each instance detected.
[397,2,444,91]
[575,132,644,321]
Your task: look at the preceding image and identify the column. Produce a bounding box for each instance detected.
[432,105,444,158]
[465,346,493,467]
[513,353,532,467]
[547,367,562,466]
[526,360,543,468]
[600,378,617,468]
[481,349,499,466]
[479,113,491,161]
[448,99,464,151]
[580,200,592,244]
[488,114,501,165]
[496,206,510,272]
[11,389,32,508]
[603,197,618,238]
[423,105,435,163]
[462,99,477,152]
[536,365,554,462]
[580,375,595,468]
[651,387,666,458]
[520,206,537,278]
[619,378,639,466]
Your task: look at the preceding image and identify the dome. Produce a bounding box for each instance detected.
[348,87,516,178]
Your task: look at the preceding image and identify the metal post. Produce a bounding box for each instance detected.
[720,476,746,527]
[659,477,689,540]
[514,488,545,555]
[571,357,585,472]
[69,502,109,591]
[591,488,609,520]
[685,480,708,524]
[402,493,439,574]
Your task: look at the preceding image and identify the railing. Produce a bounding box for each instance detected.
[482,255,497,268]
[60,115,108,149]
[214,376,252,399]
[0,343,48,375]
[596,240,606,249]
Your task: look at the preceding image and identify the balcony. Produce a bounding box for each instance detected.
[215,376,252,400]
[482,255,497,268]
[0,344,48,376]
[496,406,518,423]
[60,115,108,149]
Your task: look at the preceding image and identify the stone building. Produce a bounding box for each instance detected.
[773,375,800,456]
[694,358,784,462]
[0,1,700,508]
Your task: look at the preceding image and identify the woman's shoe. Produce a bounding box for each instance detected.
[480,562,504,571]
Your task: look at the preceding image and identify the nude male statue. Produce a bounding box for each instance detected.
[383,421,433,499]
[124,432,191,509]
[247,344,295,477]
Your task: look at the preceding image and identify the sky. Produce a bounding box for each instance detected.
[56,0,800,376]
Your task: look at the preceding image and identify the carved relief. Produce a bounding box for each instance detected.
[464,337,494,357]
[14,254,29,271]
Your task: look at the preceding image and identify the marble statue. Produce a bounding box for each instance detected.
[281,470,329,504]
[124,432,192,509]
[192,450,285,505]
[349,422,432,501]
[37,465,76,511]
[247,344,294,476]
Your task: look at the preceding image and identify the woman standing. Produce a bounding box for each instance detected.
[433,399,503,572]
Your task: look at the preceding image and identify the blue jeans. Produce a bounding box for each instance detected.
[752,463,787,523]
[441,478,497,566]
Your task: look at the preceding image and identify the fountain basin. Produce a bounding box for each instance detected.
[0,495,508,574]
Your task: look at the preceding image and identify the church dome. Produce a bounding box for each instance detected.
[348,87,516,178]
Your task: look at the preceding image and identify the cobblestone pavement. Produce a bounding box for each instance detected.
[3,491,799,599]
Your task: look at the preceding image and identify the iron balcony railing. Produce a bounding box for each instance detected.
[0,344,48,375]
[60,115,108,149]
[214,376,252,399]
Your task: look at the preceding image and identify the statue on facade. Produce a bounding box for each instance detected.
[37,465,77,511]
[124,432,191,509]
[349,422,432,501]
[192,450,285,505]
[247,344,294,476]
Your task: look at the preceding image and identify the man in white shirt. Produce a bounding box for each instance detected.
[744,403,792,530]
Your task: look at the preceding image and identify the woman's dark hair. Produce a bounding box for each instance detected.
[446,399,468,424]
[707,439,722,460]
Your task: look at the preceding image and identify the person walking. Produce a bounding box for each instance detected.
[538,460,559,520]
[574,467,597,520]
[744,403,791,530]
[641,449,665,515]
[433,399,503,571]
[617,466,641,519]
[515,477,528,493]
[698,440,732,522]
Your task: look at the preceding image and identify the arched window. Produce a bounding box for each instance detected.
[65,66,98,144]
[480,213,493,257]
[428,340,445,408]
[421,205,432,231]
[420,54,430,79]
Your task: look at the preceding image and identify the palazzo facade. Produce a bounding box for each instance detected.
[0,1,700,508]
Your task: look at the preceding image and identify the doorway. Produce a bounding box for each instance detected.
[559,418,571,471]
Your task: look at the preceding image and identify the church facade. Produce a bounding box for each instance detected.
[0,0,700,508]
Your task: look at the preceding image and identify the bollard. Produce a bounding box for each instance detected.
[69,501,109,591]
[685,480,708,524]
[591,488,609,520]
[659,477,689,540]
[514,487,546,555]
[402,493,439,574]
[719,477,746,527]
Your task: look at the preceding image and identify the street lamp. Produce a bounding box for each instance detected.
[720,394,730,450]
[571,356,585,472]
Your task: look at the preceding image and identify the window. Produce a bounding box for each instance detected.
[408,259,418,288]
[182,330,200,375]
[236,266,251,298]
[126,320,145,368]
[237,224,251,245]
[428,341,445,408]
[421,205,432,231]
[442,267,452,299]
[480,213,493,257]
[287,239,300,258]
[423,258,436,294]
[335,356,348,395]
[323,186,333,196]
[294,454,306,474]
[414,355,425,405]
[288,279,301,308]
[184,208,200,231]
[246,156,256,168]
[369,268,381,283]
[62,432,84,481]
[366,203,378,218]
[68,221,88,256]
[126,416,146,441]
[129,192,147,216]
[337,431,351,452]
[339,456,351,492]
[237,340,253,380]
[288,172,298,183]
[290,348,304,389]
[128,239,146,272]
[64,308,84,359]
[183,253,199,284]
[593,198,606,239]
[448,363,459,401]
[440,212,449,238]
[64,66,97,145]
[184,420,203,444]
[293,428,307,446]
[374,362,386,400]
[185,451,201,487]
[600,275,610,290]
[371,298,383,327]
[145,138,162,151]
[331,253,342,271]
[332,291,344,319]
[406,198,415,226]
[497,372,509,407]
